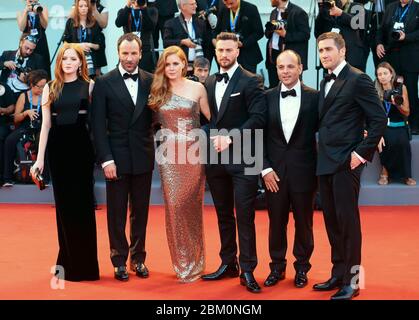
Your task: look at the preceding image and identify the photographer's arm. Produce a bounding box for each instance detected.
[39,6,49,29]
[16,8,29,32]
[396,85,410,117]
[93,5,108,29]
[13,93,28,124]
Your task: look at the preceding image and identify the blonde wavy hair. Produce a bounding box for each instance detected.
[49,42,90,103]
[148,46,188,111]
[375,61,397,102]
[73,0,96,28]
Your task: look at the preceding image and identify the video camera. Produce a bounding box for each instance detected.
[318,0,336,10]
[29,0,43,13]
[383,75,404,106]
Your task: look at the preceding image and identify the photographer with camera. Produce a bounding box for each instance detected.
[376,0,419,134]
[2,70,49,188]
[0,34,46,102]
[374,62,416,186]
[64,0,103,79]
[265,0,310,88]
[163,0,208,74]
[115,0,158,73]
[315,0,370,72]
[214,0,264,73]
[0,83,15,187]
[17,0,50,79]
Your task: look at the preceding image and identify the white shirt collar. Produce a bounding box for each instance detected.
[220,62,239,80]
[118,63,138,77]
[330,60,347,77]
[281,79,301,96]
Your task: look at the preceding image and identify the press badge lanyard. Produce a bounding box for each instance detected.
[230,2,241,32]
[209,0,216,7]
[29,91,41,113]
[131,8,142,32]
[28,13,36,30]
[395,3,411,22]
[78,27,87,42]
[384,101,392,116]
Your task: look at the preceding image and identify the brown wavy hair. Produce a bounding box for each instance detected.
[73,0,96,28]
[148,46,188,111]
[49,42,90,103]
[375,62,397,102]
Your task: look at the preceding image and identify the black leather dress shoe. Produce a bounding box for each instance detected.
[331,285,360,300]
[130,263,149,278]
[240,272,261,293]
[114,266,129,282]
[201,262,239,280]
[294,271,308,288]
[313,277,343,291]
[263,270,285,287]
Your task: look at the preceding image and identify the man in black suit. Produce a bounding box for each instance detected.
[262,50,318,289]
[91,33,154,282]
[215,0,264,73]
[265,0,310,88]
[152,0,178,51]
[0,34,46,101]
[315,0,369,72]
[163,0,208,72]
[201,32,266,293]
[0,83,15,186]
[376,0,419,133]
[314,32,387,300]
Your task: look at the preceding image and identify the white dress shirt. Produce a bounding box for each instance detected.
[271,1,289,50]
[102,64,139,169]
[261,80,301,178]
[324,60,366,164]
[185,18,196,62]
[215,62,239,110]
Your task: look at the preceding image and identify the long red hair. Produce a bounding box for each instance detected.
[49,42,90,103]
[148,46,188,111]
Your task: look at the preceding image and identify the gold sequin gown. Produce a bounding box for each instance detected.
[155,93,205,282]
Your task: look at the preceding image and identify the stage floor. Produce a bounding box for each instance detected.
[1,205,418,300]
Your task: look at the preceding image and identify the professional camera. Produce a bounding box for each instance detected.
[391,24,405,41]
[198,6,217,20]
[383,75,404,106]
[132,0,147,6]
[29,0,43,13]
[15,63,32,78]
[318,0,335,10]
[192,38,204,58]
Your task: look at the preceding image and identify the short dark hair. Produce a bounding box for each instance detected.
[216,32,239,43]
[117,33,142,51]
[193,57,210,69]
[277,50,302,65]
[317,32,346,50]
[27,69,48,86]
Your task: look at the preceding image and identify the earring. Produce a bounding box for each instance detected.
[78,66,81,75]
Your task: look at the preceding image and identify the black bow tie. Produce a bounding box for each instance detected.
[281,89,297,98]
[215,72,229,83]
[123,72,139,81]
[324,73,337,83]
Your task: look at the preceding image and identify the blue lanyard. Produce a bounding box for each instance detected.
[29,91,41,113]
[131,8,142,32]
[28,13,37,29]
[396,3,410,22]
[78,27,87,42]
[209,0,216,7]
[384,101,392,116]
[230,8,240,32]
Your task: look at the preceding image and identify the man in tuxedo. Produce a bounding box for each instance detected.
[0,33,46,101]
[376,0,419,133]
[215,0,264,73]
[315,0,370,72]
[262,50,318,289]
[163,0,208,72]
[201,32,266,293]
[314,32,386,300]
[91,33,154,282]
[265,0,310,88]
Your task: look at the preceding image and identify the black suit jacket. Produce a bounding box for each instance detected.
[205,65,266,167]
[265,2,310,70]
[376,0,419,72]
[317,63,387,176]
[0,50,45,83]
[263,84,319,193]
[315,2,369,70]
[163,14,207,61]
[155,0,178,17]
[91,68,155,175]
[215,1,264,67]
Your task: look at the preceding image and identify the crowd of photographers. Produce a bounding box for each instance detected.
[0,0,418,187]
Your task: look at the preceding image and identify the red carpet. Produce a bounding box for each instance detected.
[0,204,418,300]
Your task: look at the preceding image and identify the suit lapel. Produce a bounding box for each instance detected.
[108,69,135,112]
[273,86,287,144]
[216,66,242,124]
[130,70,148,126]
[319,64,349,121]
[287,85,306,145]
